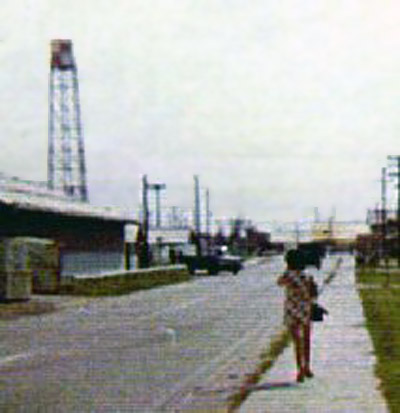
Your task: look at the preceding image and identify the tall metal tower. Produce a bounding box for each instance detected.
[48,39,88,201]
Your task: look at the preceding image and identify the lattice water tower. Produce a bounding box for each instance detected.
[48,39,88,201]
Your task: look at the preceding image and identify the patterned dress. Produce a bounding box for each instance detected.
[281,270,312,328]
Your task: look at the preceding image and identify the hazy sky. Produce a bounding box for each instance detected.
[0,0,399,230]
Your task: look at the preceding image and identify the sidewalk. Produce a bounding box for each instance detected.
[240,256,388,412]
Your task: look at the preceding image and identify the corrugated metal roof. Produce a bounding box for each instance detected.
[0,174,137,224]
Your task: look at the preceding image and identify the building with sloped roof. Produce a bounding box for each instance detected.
[0,174,138,277]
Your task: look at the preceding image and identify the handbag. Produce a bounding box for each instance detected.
[311,302,329,322]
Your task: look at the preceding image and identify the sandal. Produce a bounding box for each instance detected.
[304,369,314,378]
[296,371,305,383]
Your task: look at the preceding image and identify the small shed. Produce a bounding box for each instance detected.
[147,228,190,265]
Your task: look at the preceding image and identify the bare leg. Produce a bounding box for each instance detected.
[303,322,313,377]
[290,325,304,382]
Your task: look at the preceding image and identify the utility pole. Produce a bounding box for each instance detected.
[194,175,201,235]
[147,182,166,228]
[194,175,202,256]
[388,156,400,266]
[140,174,150,268]
[206,189,211,236]
[328,206,336,250]
[295,222,300,246]
[171,206,178,228]
[381,167,387,262]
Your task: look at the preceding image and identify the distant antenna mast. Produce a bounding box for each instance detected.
[314,207,320,223]
[48,39,88,201]
[328,206,336,239]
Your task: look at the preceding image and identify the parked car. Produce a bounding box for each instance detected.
[179,252,243,275]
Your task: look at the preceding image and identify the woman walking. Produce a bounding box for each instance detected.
[278,249,314,382]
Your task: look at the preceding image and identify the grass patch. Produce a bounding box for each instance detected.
[59,267,191,297]
[227,329,290,412]
[356,268,400,286]
[0,299,56,320]
[357,268,400,412]
[0,268,191,319]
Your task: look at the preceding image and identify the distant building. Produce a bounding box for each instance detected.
[362,208,399,261]
[125,225,190,266]
[311,221,370,250]
[0,174,137,277]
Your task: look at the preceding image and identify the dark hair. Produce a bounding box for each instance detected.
[285,249,306,270]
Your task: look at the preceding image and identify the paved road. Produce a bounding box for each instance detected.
[0,256,289,412]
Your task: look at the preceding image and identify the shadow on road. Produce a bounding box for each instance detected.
[247,381,297,392]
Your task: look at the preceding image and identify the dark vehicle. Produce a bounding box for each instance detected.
[179,253,243,275]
